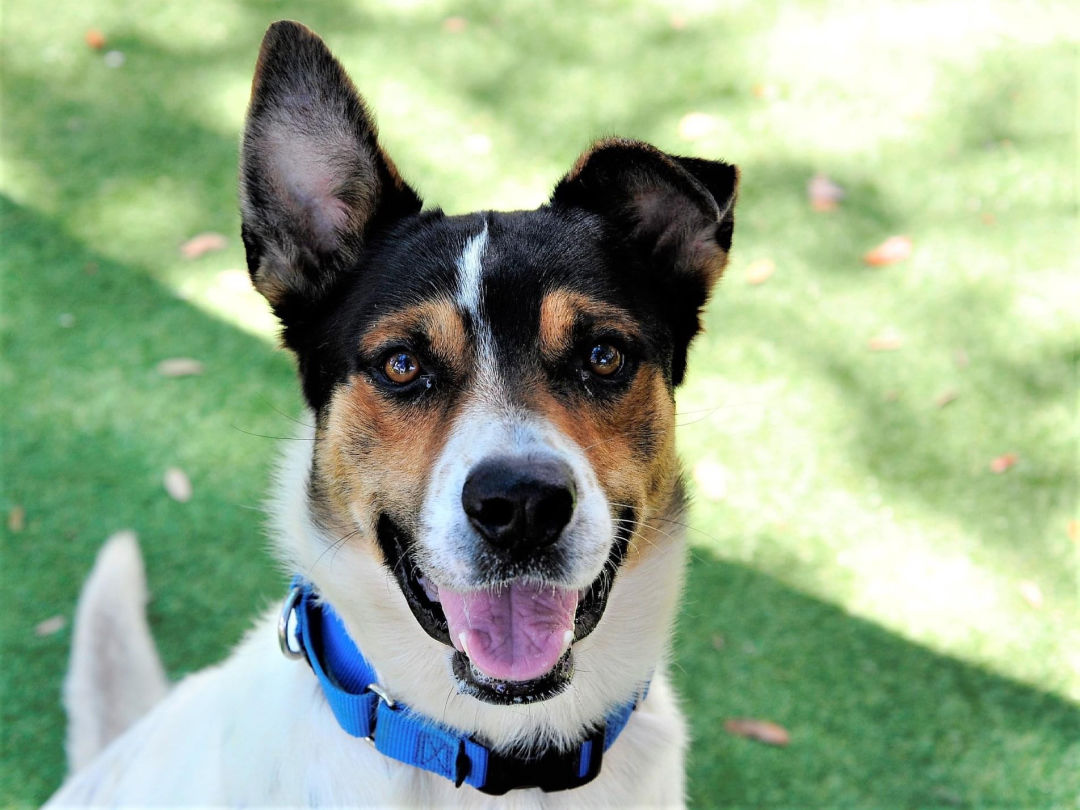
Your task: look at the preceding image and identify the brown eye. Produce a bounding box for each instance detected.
[384,351,421,384]
[587,343,623,377]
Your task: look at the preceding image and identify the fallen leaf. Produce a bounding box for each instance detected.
[85,29,106,50]
[180,232,227,260]
[677,112,717,141]
[934,389,958,408]
[807,173,845,212]
[35,616,66,637]
[156,358,204,377]
[693,459,728,501]
[1068,520,1079,545]
[8,505,25,532]
[724,718,790,746]
[745,258,775,285]
[868,329,904,351]
[883,389,901,402]
[989,453,1017,473]
[1018,581,1043,609]
[751,83,778,100]
[442,16,467,33]
[863,235,913,266]
[980,212,997,226]
[669,13,688,29]
[164,467,193,502]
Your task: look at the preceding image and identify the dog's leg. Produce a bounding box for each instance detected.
[63,531,169,773]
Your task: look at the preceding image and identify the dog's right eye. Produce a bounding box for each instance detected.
[383,351,422,385]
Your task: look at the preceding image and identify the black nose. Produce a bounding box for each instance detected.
[461,455,577,553]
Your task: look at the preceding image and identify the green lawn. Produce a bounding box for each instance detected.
[2,1,1077,807]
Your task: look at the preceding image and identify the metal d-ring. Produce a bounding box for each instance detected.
[277,585,305,661]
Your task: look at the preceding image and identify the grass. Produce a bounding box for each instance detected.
[2,0,1077,807]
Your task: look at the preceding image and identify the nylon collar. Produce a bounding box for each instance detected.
[279,580,645,794]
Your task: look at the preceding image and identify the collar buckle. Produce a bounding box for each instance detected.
[277,584,305,661]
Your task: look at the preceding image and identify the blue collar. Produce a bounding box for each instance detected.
[279,581,644,795]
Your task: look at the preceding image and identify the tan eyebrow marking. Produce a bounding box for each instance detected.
[359,298,469,373]
[538,290,639,362]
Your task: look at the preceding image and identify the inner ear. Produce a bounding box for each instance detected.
[239,21,422,311]
[550,139,738,385]
[551,139,736,288]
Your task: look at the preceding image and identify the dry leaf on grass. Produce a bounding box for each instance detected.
[8,505,26,532]
[1068,520,1079,546]
[863,235,913,266]
[745,258,775,285]
[934,389,958,408]
[868,329,904,351]
[164,467,193,502]
[989,453,1017,474]
[724,718,790,746]
[85,29,106,50]
[442,16,467,33]
[1018,581,1043,609]
[180,232,227,260]
[807,173,845,212]
[35,616,67,637]
[156,358,204,377]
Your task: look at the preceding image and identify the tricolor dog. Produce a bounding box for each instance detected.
[48,20,737,807]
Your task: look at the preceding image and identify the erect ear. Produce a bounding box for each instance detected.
[550,139,738,385]
[239,21,422,317]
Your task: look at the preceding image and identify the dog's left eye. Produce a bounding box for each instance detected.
[586,343,624,377]
[383,351,422,385]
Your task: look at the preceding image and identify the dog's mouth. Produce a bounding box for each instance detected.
[376,513,629,705]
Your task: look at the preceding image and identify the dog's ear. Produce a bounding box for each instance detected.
[239,21,421,318]
[551,139,737,384]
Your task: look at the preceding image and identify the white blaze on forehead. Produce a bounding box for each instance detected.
[454,222,499,395]
[455,222,489,320]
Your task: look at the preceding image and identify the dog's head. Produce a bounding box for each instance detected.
[241,21,735,741]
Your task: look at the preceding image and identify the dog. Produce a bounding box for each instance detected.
[47,20,737,807]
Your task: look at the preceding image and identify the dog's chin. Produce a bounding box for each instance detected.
[375,513,629,706]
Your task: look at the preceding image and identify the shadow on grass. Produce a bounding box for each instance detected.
[677,548,1080,808]
[1,196,295,803]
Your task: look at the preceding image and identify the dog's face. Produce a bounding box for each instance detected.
[241,22,735,725]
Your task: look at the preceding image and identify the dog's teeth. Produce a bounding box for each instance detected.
[416,574,440,603]
[458,632,470,657]
[560,629,574,656]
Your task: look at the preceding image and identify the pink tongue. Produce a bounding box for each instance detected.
[438,582,578,683]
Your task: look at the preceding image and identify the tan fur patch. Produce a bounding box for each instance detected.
[538,290,641,364]
[360,299,468,374]
[532,364,678,569]
[313,375,457,558]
